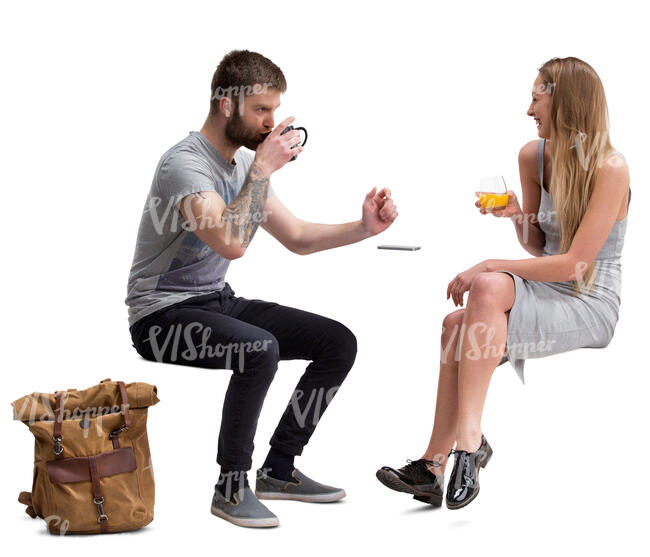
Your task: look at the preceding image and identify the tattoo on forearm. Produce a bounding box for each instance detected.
[222,163,269,248]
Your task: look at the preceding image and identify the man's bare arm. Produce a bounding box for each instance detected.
[178,116,303,260]
[261,188,397,255]
[222,162,269,250]
[178,162,270,260]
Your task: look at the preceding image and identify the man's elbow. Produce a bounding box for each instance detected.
[288,241,311,256]
[211,239,246,260]
[190,226,247,260]
[286,225,311,255]
[224,246,246,260]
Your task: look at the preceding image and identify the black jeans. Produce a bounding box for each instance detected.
[130,283,357,472]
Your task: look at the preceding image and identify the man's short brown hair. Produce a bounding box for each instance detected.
[209,50,287,116]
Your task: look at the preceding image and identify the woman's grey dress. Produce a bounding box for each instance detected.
[496,138,631,384]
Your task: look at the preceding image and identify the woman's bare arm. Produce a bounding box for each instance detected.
[486,155,630,282]
[513,140,546,256]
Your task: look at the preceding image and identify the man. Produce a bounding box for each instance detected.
[125,50,398,528]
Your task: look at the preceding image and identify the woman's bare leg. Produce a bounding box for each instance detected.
[420,309,466,474]
[455,272,515,452]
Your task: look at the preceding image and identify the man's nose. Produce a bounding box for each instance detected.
[526,104,534,117]
[264,115,274,130]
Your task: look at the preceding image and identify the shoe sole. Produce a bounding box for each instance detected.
[255,489,346,503]
[375,469,443,507]
[446,487,480,510]
[446,445,493,510]
[210,504,279,528]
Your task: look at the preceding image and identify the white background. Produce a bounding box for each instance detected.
[1,0,648,554]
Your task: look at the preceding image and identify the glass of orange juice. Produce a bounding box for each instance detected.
[477,176,509,210]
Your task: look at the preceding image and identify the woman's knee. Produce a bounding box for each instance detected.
[467,272,515,312]
[441,309,465,364]
[442,309,465,346]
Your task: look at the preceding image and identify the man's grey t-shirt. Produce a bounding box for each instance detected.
[125,131,274,328]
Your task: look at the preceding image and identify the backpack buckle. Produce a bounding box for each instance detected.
[109,425,129,438]
[52,435,64,456]
[94,496,107,522]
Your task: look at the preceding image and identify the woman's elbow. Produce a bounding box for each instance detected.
[525,245,544,257]
[567,253,592,281]
[520,239,544,257]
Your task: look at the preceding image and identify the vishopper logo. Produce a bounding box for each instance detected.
[147,194,271,237]
[533,82,555,95]
[44,514,70,535]
[440,320,557,364]
[142,454,155,482]
[13,393,125,434]
[211,82,273,117]
[570,259,598,293]
[144,321,274,371]
[289,386,340,429]
[569,130,624,171]
[509,207,555,245]
[217,468,271,502]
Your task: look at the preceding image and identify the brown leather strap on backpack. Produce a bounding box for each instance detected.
[47,448,137,484]
[53,391,65,459]
[118,381,131,428]
[110,381,131,449]
[18,491,37,519]
[88,456,109,533]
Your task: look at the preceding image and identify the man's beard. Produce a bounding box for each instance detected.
[225,110,263,151]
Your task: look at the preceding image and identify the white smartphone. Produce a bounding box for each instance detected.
[377,245,421,251]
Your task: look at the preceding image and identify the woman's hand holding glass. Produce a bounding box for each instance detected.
[475,190,521,218]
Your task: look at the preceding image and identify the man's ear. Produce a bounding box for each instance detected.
[220,96,232,117]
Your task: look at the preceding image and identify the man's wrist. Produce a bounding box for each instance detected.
[358,219,375,240]
[252,156,273,178]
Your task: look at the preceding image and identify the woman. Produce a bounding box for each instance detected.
[376,57,631,510]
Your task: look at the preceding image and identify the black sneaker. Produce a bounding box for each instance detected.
[376,459,444,506]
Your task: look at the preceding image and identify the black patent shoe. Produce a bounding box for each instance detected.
[445,434,493,510]
[376,459,444,506]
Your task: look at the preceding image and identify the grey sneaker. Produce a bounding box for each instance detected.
[255,468,346,503]
[210,486,279,528]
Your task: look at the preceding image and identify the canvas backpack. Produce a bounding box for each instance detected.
[12,378,159,534]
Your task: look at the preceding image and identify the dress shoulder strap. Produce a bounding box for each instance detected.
[605,149,623,159]
[537,138,546,188]
[603,150,631,209]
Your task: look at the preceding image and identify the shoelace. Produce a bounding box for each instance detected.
[403,458,441,474]
[448,450,477,487]
[402,459,444,490]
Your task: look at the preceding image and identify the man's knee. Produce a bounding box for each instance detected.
[324,320,357,370]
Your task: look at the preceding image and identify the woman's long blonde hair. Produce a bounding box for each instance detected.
[538,57,613,295]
